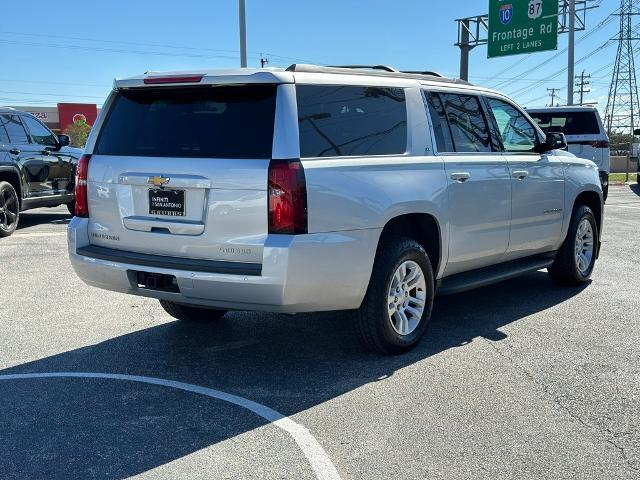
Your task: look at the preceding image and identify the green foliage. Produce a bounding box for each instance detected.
[64,120,91,148]
[609,131,634,156]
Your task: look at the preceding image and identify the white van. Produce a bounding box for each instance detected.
[527,106,610,199]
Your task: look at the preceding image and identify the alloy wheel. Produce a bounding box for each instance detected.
[574,218,594,275]
[387,260,427,335]
[0,187,18,232]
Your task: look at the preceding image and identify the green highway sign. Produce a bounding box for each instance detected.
[488,0,558,58]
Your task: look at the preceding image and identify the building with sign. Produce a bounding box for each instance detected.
[3,103,99,134]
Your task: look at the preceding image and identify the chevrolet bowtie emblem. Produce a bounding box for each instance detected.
[148,176,170,187]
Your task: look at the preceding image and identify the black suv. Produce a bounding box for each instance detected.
[0,107,82,237]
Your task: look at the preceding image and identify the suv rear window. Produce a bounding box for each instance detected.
[296,85,407,157]
[529,111,600,135]
[95,85,277,158]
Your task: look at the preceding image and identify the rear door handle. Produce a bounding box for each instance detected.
[9,148,20,155]
[513,170,529,180]
[451,172,471,183]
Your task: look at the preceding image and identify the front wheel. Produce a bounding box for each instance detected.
[351,237,434,355]
[548,204,598,286]
[0,181,20,238]
[159,300,227,322]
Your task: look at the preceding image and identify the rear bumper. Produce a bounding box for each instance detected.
[68,217,380,313]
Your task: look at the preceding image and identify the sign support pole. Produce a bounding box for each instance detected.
[239,0,247,68]
[567,0,576,105]
[459,19,471,81]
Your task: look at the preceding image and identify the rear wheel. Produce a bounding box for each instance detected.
[159,300,227,322]
[0,181,20,238]
[352,237,434,355]
[66,200,75,216]
[548,204,598,286]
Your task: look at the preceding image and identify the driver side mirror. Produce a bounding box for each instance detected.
[543,132,567,151]
[57,134,70,148]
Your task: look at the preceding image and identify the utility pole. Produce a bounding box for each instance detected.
[567,0,576,105]
[239,0,247,68]
[260,55,269,68]
[547,88,561,107]
[604,0,640,180]
[575,70,591,105]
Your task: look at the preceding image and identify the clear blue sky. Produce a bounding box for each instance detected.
[0,0,621,111]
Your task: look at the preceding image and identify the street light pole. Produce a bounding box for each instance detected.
[239,0,247,68]
[567,0,575,105]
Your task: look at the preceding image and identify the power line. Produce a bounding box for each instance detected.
[0,31,326,65]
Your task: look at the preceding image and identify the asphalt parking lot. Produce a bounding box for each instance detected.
[1,185,639,480]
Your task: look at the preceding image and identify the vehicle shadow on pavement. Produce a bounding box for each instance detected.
[0,271,587,478]
[629,183,640,197]
[17,211,72,230]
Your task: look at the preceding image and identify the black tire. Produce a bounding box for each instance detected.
[351,237,434,355]
[159,300,227,322]
[66,200,75,216]
[602,183,608,203]
[0,181,20,238]
[548,204,598,286]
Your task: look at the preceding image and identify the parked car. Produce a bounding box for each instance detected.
[527,106,610,200]
[0,107,82,237]
[68,65,603,354]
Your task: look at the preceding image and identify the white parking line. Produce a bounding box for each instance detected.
[0,372,342,480]
[13,232,67,237]
[606,204,640,210]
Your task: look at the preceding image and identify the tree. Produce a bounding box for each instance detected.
[608,131,633,156]
[64,117,91,148]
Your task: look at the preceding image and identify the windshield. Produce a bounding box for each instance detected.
[95,85,277,158]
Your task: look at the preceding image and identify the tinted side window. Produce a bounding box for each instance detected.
[486,98,538,153]
[0,122,8,144]
[424,92,455,152]
[439,94,491,153]
[529,111,600,135]
[297,85,407,157]
[22,116,57,147]
[1,115,30,145]
[95,85,277,158]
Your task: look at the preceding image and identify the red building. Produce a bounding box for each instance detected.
[7,103,99,134]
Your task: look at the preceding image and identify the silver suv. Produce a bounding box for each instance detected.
[68,65,604,354]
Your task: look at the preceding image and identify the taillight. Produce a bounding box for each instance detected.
[268,159,307,234]
[592,140,609,148]
[74,154,91,217]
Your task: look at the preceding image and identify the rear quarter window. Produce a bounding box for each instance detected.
[296,85,407,158]
[529,111,601,135]
[95,85,277,158]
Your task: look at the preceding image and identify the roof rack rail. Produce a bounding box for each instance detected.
[327,65,399,72]
[401,70,444,78]
[285,64,471,86]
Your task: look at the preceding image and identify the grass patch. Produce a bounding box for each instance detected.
[609,173,638,183]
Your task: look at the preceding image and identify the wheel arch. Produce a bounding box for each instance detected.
[572,189,603,257]
[573,189,602,234]
[377,213,443,279]
[0,167,23,208]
